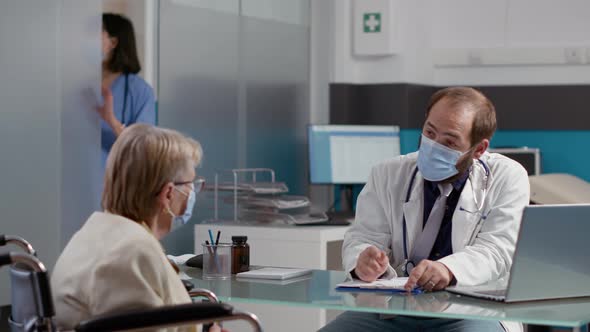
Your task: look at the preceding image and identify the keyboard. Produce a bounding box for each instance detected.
[476,289,507,297]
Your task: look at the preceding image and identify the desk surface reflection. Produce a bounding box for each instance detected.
[184,267,590,328]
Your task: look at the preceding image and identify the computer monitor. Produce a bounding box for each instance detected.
[488,147,541,176]
[308,125,401,184]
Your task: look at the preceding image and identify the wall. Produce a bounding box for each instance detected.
[326,0,433,84]
[313,0,590,181]
[431,0,590,86]
[322,0,590,85]
[0,0,101,305]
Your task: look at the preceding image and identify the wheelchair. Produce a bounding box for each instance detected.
[0,234,262,332]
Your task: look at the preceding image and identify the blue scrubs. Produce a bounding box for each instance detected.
[101,73,156,168]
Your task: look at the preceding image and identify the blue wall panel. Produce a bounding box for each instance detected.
[491,130,590,181]
[398,129,590,181]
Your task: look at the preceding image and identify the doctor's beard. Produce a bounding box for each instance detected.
[442,150,475,184]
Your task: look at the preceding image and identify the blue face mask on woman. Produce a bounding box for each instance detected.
[169,188,196,231]
[417,134,469,182]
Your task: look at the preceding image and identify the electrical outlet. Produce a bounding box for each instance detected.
[468,50,482,66]
[564,47,585,64]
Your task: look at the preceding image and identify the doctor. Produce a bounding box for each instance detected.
[99,13,156,169]
[320,87,529,332]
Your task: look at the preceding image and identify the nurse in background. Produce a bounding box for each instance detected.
[99,13,155,167]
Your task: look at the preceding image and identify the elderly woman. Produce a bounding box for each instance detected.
[51,124,207,330]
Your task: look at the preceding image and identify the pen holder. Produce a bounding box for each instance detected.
[202,243,232,280]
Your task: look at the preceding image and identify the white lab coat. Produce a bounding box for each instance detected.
[343,151,530,332]
[51,212,194,331]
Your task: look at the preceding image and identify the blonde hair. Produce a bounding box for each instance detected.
[102,124,203,224]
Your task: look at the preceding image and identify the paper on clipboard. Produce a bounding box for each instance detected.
[337,277,409,290]
[335,277,423,294]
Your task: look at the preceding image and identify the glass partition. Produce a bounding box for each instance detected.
[242,0,310,195]
[0,0,101,304]
[158,0,241,253]
[158,0,310,253]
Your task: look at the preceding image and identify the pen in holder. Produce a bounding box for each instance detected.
[202,242,232,280]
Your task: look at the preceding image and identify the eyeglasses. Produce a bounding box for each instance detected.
[174,176,206,194]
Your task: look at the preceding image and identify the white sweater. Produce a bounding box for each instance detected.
[51,212,193,331]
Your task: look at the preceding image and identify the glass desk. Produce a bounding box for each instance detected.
[184,267,590,330]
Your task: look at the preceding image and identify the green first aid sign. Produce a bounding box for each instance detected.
[363,13,381,33]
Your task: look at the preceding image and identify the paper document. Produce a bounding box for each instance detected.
[215,182,288,194]
[336,277,422,293]
[166,254,196,266]
[274,198,309,209]
[238,195,310,209]
[337,277,409,290]
[236,267,312,280]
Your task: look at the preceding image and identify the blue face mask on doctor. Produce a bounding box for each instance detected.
[168,187,196,231]
[417,134,471,182]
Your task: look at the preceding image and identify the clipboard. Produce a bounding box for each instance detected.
[336,286,423,295]
[335,277,424,294]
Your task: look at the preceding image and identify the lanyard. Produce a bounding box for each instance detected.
[402,167,420,264]
[121,73,129,124]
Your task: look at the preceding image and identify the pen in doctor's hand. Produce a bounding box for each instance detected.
[355,246,389,282]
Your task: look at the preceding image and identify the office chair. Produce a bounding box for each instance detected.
[0,234,263,332]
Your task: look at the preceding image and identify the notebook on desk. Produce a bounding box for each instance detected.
[236,267,312,280]
[447,204,590,302]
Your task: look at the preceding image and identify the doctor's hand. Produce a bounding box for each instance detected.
[404,260,454,292]
[354,246,389,282]
[97,85,115,123]
[97,85,125,136]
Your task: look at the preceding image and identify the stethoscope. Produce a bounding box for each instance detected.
[401,159,491,276]
[121,73,129,124]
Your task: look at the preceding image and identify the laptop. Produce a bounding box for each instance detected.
[447,204,590,302]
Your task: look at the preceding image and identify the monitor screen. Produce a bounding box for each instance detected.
[488,148,541,176]
[308,125,401,184]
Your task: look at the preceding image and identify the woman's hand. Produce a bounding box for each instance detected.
[97,85,115,122]
[98,85,125,136]
[208,323,229,332]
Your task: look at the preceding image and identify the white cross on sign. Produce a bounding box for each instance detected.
[364,13,381,33]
